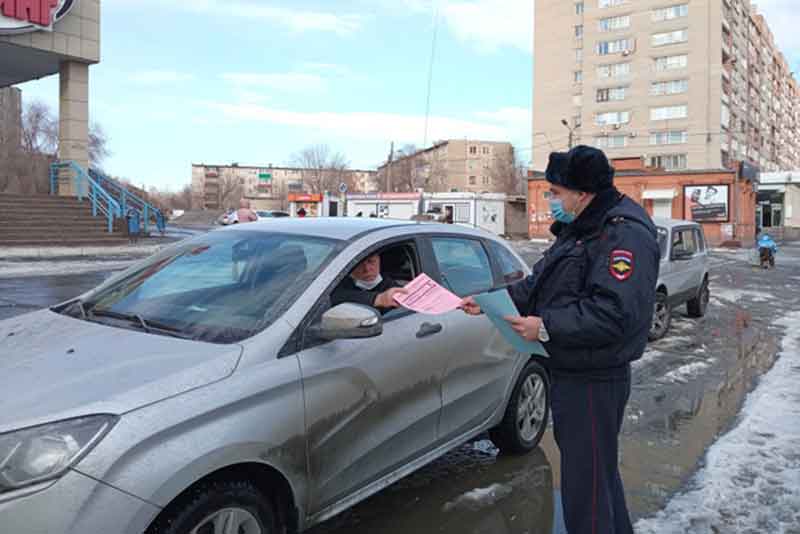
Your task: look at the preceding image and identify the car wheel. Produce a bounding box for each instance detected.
[649,292,671,341]
[145,479,282,534]
[686,278,710,318]
[489,360,550,454]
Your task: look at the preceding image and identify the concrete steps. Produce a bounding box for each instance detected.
[0,193,129,248]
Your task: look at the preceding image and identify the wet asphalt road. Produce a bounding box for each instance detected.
[1,241,798,533]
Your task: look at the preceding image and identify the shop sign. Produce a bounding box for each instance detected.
[288,193,322,203]
[258,173,272,181]
[683,185,729,222]
[0,0,76,34]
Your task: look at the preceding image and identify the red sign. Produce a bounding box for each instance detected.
[0,0,74,32]
[288,193,322,203]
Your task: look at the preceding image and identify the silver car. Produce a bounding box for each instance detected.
[650,217,711,340]
[0,218,550,534]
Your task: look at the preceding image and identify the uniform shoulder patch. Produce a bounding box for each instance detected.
[609,249,634,281]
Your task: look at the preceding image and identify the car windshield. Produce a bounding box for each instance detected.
[657,227,668,259]
[72,231,340,343]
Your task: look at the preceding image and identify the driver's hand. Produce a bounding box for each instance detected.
[459,296,482,316]
[375,287,407,309]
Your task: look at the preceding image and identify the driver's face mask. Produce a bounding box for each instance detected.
[354,274,383,291]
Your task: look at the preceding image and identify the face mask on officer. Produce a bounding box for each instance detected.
[549,186,590,224]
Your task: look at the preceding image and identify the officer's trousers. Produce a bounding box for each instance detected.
[550,367,633,534]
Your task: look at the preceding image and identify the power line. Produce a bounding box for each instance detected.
[422,7,439,150]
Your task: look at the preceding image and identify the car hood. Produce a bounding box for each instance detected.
[0,310,243,433]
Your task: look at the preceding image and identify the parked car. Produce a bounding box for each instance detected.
[256,210,291,220]
[217,208,238,225]
[0,218,548,534]
[649,217,711,341]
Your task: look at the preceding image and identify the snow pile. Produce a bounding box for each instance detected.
[442,483,513,512]
[636,311,800,533]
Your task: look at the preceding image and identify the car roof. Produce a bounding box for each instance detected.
[652,217,700,229]
[217,217,435,241]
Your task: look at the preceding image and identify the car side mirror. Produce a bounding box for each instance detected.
[312,303,383,340]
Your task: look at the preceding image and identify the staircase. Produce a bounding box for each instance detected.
[88,168,166,235]
[0,193,129,247]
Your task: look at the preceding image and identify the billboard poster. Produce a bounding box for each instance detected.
[684,185,729,222]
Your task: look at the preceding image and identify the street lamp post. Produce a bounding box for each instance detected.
[561,118,575,149]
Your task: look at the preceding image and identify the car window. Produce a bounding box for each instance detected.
[81,231,339,343]
[487,240,526,285]
[431,238,493,297]
[672,229,696,256]
[657,227,668,259]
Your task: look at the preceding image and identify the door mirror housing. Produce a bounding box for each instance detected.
[313,303,383,340]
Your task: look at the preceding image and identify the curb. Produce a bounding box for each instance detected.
[1,243,168,260]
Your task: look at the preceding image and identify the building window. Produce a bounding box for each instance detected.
[469,176,477,185]
[576,2,584,15]
[575,48,584,62]
[594,135,628,148]
[651,105,688,121]
[654,54,688,71]
[596,38,634,55]
[575,24,584,38]
[595,110,631,126]
[469,146,477,155]
[482,176,490,185]
[574,70,583,83]
[598,15,631,32]
[482,146,490,155]
[649,154,688,170]
[650,130,688,145]
[597,62,631,78]
[599,0,628,8]
[652,29,688,47]
[650,79,688,96]
[652,4,688,22]
[597,86,627,102]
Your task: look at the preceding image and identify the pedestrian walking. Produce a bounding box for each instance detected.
[461,146,660,534]
[236,199,258,223]
[297,207,307,218]
[126,207,140,244]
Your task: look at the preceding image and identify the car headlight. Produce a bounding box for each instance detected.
[0,415,118,493]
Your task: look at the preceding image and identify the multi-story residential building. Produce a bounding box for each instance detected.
[191,163,378,210]
[533,0,800,173]
[0,86,22,151]
[376,140,519,194]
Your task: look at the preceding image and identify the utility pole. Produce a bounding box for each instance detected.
[561,119,575,149]
[386,141,394,192]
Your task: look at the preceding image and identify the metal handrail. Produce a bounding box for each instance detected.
[89,169,166,235]
[51,161,122,233]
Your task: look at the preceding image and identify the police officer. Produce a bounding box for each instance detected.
[462,146,659,534]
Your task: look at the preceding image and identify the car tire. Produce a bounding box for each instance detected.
[649,292,671,341]
[145,479,282,534]
[686,278,710,318]
[489,360,550,455]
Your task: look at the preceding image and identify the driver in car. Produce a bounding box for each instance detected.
[331,253,407,314]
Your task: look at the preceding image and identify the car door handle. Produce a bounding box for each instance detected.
[416,322,443,339]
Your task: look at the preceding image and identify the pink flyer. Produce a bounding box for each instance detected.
[393,273,462,315]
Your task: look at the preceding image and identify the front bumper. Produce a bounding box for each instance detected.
[0,469,160,534]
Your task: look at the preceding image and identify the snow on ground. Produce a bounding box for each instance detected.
[633,348,666,369]
[659,360,715,385]
[441,483,513,512]
[712,287,776,303]
[0,259,136,278]
[636,311,800,533]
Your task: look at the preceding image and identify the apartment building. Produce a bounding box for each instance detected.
[376,140,518,194]
[533,0,800,173]
[191,163,378,210]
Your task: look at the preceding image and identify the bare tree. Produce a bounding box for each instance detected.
[488,146,526,195]
[291,144,350,194]
[21,100,58,156]
[219,170,244,208]
[89,123,111,168]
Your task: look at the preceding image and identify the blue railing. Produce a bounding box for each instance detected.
[50,161,122,233]
[88,169,166,235]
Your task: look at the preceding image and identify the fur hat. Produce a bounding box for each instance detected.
[546,145,614,193]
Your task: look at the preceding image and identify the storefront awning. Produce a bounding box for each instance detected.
[642,189,676,200]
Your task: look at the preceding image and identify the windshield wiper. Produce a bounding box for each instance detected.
[88,309,196,340]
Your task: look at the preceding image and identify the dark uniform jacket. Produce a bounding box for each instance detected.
[509,188,660,377]
[331,275,400,314]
